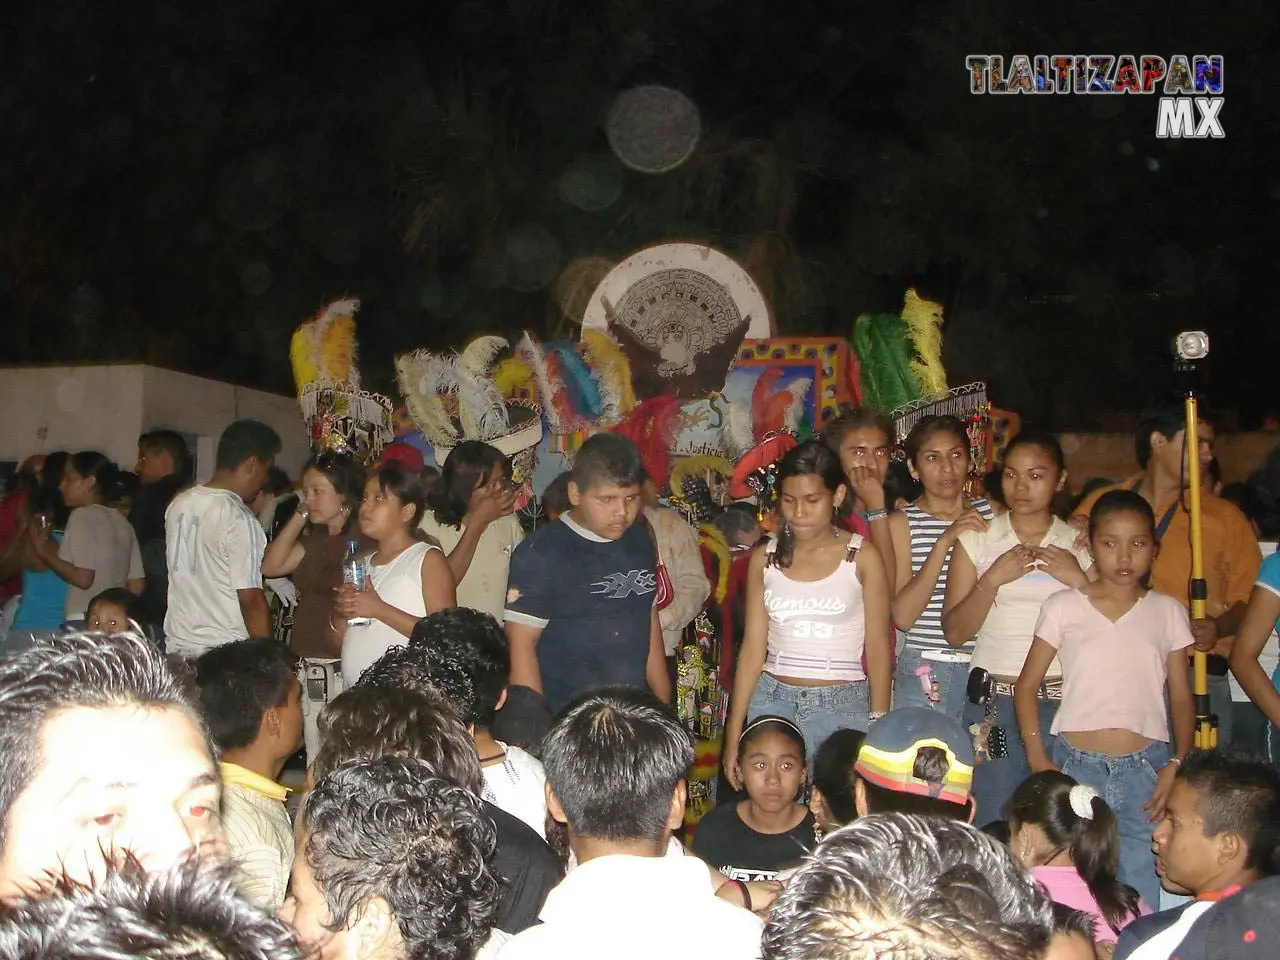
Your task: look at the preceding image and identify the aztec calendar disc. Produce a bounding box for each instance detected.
[582,243,771,342]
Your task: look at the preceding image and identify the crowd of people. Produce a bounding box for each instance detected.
[0,389,1278,958]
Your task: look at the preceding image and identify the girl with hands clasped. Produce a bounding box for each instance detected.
[337,466,455,686]
[723,441,892,784]
[888,416,994,721]
[943,432,1094,823]
[1015,490,1194,910]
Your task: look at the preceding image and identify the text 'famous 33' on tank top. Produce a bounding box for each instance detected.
[762,534,866,682]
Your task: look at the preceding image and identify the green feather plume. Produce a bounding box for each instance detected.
[853,313,921,411]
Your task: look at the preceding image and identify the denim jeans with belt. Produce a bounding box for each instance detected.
[747,672,870,764]
[1054,737,1170,911]
[894,645,970,725]
[964,691,1059,826]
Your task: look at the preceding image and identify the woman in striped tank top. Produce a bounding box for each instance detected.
[888,416,993,721]
[723,441,893,783]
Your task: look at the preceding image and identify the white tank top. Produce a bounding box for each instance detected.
[761,534,866,681]
[341,541,438,685]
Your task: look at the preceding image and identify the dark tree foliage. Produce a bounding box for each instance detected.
[0,0,1274,427]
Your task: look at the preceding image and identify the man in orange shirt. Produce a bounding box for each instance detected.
[1071,394,1261,745]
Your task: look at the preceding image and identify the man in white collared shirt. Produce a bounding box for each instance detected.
[497,689,762,960]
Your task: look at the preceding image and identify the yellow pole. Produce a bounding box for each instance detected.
[1185,393,1216,748]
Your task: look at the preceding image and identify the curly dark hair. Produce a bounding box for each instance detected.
[763,813,1053,960]
[314,685,483,794]
[0,858,303,960]
[409,609,509,728]
[303,757,500,960]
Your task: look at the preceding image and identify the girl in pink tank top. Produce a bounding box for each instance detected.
[723,440,892,781]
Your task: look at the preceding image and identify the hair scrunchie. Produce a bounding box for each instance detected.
[1068,783,1099,820]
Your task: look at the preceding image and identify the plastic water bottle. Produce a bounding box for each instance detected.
[342,539,372,627]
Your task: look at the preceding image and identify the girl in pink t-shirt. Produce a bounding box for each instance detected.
[1014,489,1195,911]
[1007,771,1151,942]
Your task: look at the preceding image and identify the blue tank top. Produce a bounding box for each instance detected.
[11,532,69,631]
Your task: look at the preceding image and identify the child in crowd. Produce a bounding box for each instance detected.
[809,728,864,839]
[504,435,667,728]
[724,441,891,779]
[1007,772,1148,944]
[1048,904,1101,960]
[336,466,455,686]
[693,717,816,881]
[852,708,977,822]
[86,586,142,633]
[193,638,304,911]
[944,431,1093,822]
[889,415,993,722]
[1016,490,1194,909]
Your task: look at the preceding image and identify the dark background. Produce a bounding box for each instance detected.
[1,1,1274,429]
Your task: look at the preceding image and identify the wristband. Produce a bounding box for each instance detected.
[865,508,889,522]
[733,879,752,912]
[868,711,887,722]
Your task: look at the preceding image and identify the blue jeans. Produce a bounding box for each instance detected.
[894,646,970,725]
[747,672,869,765]
[1054,737,1169,911]
[964,691,1058,826]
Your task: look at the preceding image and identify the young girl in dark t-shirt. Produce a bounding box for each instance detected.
[692,717,815,881]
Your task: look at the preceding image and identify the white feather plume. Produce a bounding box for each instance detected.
[721,400,755,461]
[783,378,813,434]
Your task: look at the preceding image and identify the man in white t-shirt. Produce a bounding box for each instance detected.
[164,420,280,657]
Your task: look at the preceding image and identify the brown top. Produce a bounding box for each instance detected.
[290,529,371,659]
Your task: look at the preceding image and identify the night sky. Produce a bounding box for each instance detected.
[2,1,1274,429]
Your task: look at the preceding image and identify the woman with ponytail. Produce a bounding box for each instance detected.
[30,451,144,624]
[1008,771,1150,943]
[722,441,892,783]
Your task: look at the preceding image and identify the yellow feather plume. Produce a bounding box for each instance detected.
[698,523,732,604]
[291,298,361,392]
[491,357,536,400]
[581,328,636,423]
[901,288,948,397]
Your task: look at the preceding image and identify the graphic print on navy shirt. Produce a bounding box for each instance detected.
[505,514,657,712]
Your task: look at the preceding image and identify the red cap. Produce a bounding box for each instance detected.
[379,443,426,472]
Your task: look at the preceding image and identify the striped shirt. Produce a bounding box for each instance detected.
[901,499,993,650]
[219,762,293,911]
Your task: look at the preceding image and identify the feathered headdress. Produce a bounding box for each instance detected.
[291,298,393,464]
[719,370,812,461]
[398,335,544,502]
[901,288,948,397]
[611,395,682,491]
[853,313,921,412]
[580,328,636,424]
[891,381,991,475]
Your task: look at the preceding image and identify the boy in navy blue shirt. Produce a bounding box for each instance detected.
[504,434,670,724]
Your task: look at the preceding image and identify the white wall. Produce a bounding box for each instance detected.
[141,367,308,480]
[0,365,147,467]
[0,365,307,480]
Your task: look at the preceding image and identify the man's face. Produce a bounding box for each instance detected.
[0,705,223,900]
[1152,779,1223,895]
[1151,422,1214,487]
[568,479,643,540]
[837,427,892,484]
[280,835,357,960]
[135,446,175,484]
